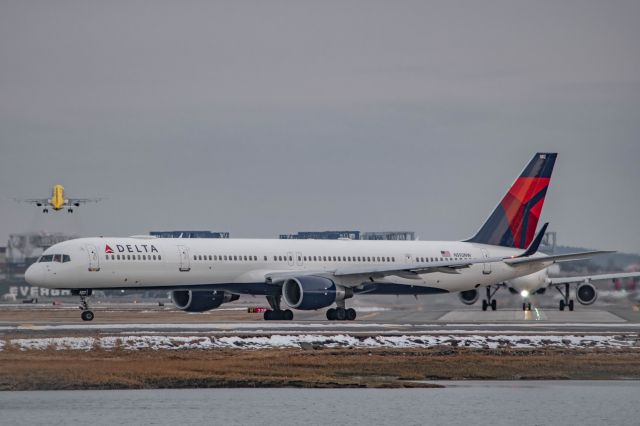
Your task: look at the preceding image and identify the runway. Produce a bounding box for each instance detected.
[1,301,640,335]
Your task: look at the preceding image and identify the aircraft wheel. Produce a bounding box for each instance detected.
[326,308,336,320]
[81,310,94,321]
[527,303,532,311]
[284,309,294,320]
[67,208,73,213]
[335,307,347,321]
[491,300,497,311]
[568,300,574,311]
[346,308,357,321]
[482,300,488,311]
[559,300,565,311]
[264,310,273,320]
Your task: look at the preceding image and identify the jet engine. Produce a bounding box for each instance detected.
[576,282,597,305]
[458,289,479,305]
[171,290,239,312]
[282,276,352,310]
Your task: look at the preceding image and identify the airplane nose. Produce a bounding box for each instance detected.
[25,265,43,286]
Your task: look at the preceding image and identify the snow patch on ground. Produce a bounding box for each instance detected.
[2,334,639,351]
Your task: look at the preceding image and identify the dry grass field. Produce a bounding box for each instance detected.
[2,346,640,390]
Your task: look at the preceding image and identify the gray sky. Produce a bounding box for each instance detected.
[1,0,639,253]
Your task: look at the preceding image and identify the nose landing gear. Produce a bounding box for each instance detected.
[72,289,94,321]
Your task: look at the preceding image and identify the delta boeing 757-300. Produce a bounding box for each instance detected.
[25,153,614,321]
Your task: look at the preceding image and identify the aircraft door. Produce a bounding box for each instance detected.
[86,244,100,272]
[286,252,294,266]
[481,249,491,275]
[177,245,191,272]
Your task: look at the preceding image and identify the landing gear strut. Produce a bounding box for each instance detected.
[522,302,532,311]
[555,283,575,311]
[482,286,498,311]
[73,289,94,321]
[263,294,294,320]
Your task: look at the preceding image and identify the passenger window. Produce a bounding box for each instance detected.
[289,256,292,261]
[117,255,121,260]
[158,255,161,260]
[142,255,146,260]
[193,255,197,261]
[298,256,301,262]
[244,256,247,261]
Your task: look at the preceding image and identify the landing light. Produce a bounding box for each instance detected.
[520,290,530,298]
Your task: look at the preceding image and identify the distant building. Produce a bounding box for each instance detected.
[362,231,416,241]
[6,232,78,270]
[0,247,6,274]
[149,230,230,239]
[279,231,361,240]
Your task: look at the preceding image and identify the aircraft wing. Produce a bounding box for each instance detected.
[67,198,103,205]
[265,256,507,284]
[14,198,49,205]
[548,272,640,286]
[505,250,614,266]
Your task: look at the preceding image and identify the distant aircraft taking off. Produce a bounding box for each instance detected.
[15,184,101,213]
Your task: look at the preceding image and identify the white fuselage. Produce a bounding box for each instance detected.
[26,237,551,296]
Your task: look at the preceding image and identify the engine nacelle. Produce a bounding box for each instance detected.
[576,283,597,305]
[282,276,352,310]
[458,289,479,305]
[171,290,239,312]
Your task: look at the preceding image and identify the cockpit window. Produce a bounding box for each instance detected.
[38,254,71,263]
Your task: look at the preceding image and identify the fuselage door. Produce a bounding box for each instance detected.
[177,245,191,272]
[481,248,492,275]
[86,244,100,272]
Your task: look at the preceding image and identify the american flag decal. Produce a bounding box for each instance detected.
[441,250,451,257]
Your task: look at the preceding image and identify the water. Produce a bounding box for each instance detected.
[1,381,638,426]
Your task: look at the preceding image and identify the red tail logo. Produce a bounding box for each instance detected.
[105,244,114,254]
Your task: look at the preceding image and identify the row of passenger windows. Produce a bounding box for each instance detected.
[190,254,468,264]
[194,255,259,261]
[38,254,71,263]
[190,254,398,263]
[105,254,161,261]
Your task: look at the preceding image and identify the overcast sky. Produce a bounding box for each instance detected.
[1,1,639,253]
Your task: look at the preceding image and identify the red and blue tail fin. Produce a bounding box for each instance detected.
[467,153,557,249]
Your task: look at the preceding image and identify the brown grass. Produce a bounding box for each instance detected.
[2,346,640,390]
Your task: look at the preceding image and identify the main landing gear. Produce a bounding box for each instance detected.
[73,289,94,321]
[555,283,575,311]
[522,302,532,311]
[263,295,294,321]
[326,307,356,321]
[481,286,498,311]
